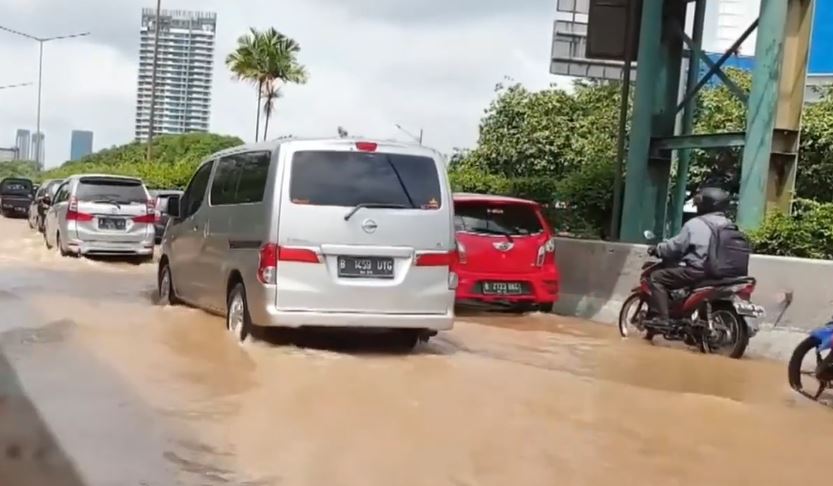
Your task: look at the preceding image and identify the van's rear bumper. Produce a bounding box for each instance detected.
[254,306,454,331]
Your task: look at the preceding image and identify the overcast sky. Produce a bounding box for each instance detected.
[0,0,565,168]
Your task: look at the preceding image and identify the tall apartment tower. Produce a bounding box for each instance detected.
[31,132,44,166]
[135,8,217,142]
[14,129,30,160]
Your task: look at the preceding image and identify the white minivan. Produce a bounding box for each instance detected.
[158,138,457,348]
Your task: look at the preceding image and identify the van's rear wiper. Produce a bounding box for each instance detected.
[383,154,417,210]
[344,203,408,221]
[93,199,121,209]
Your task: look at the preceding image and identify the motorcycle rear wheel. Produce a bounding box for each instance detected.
[702,308,749,359]
[618,293,648,339]
[788,336,828,400]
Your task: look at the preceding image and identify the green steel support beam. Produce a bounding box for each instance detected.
[620,0,685,242]
[698,53,749,103]
[672,17,748,105]
[738,0,812,229]
[668,0,706,236]
[675,19,759,115]
[653,132,747,153]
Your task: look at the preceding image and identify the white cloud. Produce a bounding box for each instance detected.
[0,0,566,168]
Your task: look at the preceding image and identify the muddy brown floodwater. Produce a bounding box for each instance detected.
[0,216,829,485]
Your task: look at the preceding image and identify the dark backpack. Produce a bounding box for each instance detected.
[703,219,751,278]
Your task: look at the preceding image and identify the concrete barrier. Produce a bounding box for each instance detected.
[552,237,833,361]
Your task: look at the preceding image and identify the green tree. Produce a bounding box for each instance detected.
[226,29,265,141]
[42,133,243,189]
[0,160,40,180]
[796,86,833,202]
[226,28,308,142]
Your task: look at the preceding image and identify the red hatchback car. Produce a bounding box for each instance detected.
[452,193,560,311]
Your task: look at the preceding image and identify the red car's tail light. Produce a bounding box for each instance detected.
[456,240,467,265]
[536,237,556,267]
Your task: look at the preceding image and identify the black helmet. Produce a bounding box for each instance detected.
[693,186,730,215]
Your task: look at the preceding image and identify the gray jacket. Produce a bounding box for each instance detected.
[656,212,731,270]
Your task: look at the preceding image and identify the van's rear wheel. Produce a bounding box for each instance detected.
[390,329,420,351]
[227,283,253,344]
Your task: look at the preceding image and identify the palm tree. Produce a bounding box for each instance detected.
[226,28,308,142]
[226,29,264,141]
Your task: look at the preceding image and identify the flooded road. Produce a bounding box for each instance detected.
[0,216,828,485]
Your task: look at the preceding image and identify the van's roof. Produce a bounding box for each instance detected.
[453,193,540,206]
[210,137,444,160]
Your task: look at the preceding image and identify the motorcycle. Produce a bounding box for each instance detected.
[788,320,833,400]
[617,231,765,359]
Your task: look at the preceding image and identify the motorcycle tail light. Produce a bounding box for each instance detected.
[730,282,756,301]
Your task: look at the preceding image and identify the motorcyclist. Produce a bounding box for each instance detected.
[645,186,732,327]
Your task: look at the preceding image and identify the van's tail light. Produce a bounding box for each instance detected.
[278,247,321,264]
[456,240,467,265]
[415,250,458,267]
[258,244,321,285]
[66,196,93,222]
[258,243,279,284]
[536,237,556,267]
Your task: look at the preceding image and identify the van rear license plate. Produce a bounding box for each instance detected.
[98,217,126,230]
[338,256,394,279]
[483,282,525,295]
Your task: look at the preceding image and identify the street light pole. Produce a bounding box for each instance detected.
[0,25,90,169]
[146,0,163,161]
[35,41,44,166]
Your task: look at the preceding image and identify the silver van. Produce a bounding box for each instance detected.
[158,138,456,348]
[44,175,156,260]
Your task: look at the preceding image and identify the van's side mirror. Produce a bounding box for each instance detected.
[42,196,51,206]
[167,195,181,219]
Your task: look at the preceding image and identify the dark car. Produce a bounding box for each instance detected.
[0,177,34,218]
[28,178,64,232]
[149,189,183,243]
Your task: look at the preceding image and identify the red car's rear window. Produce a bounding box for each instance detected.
[454,202,544,236]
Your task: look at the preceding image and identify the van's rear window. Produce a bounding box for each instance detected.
[77,178,147,203]
[455,203,544,236]
[289,151,442,209]
[1,179,32,195]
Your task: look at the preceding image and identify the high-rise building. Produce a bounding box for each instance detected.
[70,130,94,161]
[135,8,216,142]
[14,129,30,160]
[31,132,44,166]
[0,148,17,162]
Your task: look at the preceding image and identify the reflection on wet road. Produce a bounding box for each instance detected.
[0,217,827,485]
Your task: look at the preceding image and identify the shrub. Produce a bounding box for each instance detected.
[42,133,243,189]
[750,199,833,259]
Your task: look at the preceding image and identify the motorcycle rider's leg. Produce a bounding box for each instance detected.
[647,267,703,326]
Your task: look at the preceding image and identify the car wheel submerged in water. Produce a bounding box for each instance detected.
[227,283,253,343]
[157,261,181,306]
